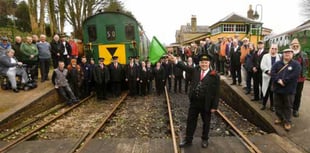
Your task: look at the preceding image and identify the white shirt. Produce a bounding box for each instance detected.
[200,69,210,80]
[62,41,68,55]
[8,57,17,71]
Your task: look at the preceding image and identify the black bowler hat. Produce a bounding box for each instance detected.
[112,56,118,60]
[135,55,140,59]
[60,33,67,38]
[128,56,133,59]
[98,58,104,62]
[199,54,209,61]
[258,40,264,44]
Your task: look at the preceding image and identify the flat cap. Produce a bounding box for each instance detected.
[282,48,294,53]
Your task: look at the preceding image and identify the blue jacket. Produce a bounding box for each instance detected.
[271,59,301,94]
[0,55,19,75]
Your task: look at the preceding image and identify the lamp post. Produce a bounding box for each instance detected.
[253,4,263,22]
[253,4,263,43]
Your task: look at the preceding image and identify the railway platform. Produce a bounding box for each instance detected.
[0,81,51,121]
[220,76,310,153]
[0,77,62,129]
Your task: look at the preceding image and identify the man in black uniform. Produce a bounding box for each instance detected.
[125,56,139,97]
[168,54,220,148]
[252,41,268,101]
[93,58,110,100]
[109,56,123,97]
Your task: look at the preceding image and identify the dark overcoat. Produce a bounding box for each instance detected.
[177,62,220,111]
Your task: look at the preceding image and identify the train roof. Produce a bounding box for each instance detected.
[269,20,310,39]
[83,11,144,30]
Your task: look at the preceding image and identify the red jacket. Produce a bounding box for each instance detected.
[69,40,78,57]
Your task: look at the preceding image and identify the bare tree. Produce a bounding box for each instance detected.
[48,0,57,35]
[28,0,39,33]
[28,0,47,34]
[39,0,46,34]
[300,0,310,20]
[57,0,65,33]
[65,0,107,39]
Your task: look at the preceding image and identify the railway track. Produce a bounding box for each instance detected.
[0,88,179,153]
[0,92,128,153]
[164,86,178,153]
[70,92,128,153]
[216,101,262,153]
[0,94,95,152]
[1,86,260,153]
[74,87,178,153]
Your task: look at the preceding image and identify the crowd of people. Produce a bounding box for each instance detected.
[0,33,309,148]
[178,35,308,132]
[0,34,80,93]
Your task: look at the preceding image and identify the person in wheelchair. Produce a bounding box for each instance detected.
[0,49,29,92]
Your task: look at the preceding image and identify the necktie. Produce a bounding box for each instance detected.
[200,70,205,81]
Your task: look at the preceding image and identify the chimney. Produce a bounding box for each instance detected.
[247,5,254,19]
[191,15,197,32]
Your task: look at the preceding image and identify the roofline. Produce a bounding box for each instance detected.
[269,22,310,39]
[210,12,262,28]
[83,11,144,30]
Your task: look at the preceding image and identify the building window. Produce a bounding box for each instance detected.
[106,25,116,41]
[125,24,135,40]
[87,25,97,42]
[223,24,234,32]
[235,24,246,32]
[211,26,221,35]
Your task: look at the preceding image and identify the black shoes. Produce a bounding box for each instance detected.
[293,110,299,117]
[179,140,209,148]
[201,140,208,148]
[12,88,19,93]
[230,82,236,85]
[270,107,275,112]
[251,98,259,101]
[179,140,192,148]
[260,105,266,110]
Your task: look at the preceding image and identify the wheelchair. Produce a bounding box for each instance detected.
[0,64,37,91]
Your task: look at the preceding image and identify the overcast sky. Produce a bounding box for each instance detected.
[120,0,304,45]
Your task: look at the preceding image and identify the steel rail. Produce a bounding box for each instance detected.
[74,92,128,153]
[0,95,94,153]
[0,103,66,140]
[216,109,262,153]
[164,86,179,153]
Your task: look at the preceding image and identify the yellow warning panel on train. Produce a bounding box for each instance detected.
[98,44,126,64]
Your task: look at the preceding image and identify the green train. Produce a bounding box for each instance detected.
[266,20,310,78]
[82,11,150,65]
[266,21,310,52]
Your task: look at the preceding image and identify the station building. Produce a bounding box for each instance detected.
[176,5,272,46]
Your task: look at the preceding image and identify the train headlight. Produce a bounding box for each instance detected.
[131,40,136,48]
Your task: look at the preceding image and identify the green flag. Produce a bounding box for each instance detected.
[149,36,166,64]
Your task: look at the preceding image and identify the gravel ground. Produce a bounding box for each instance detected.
[169,92,266,138]
[36,97,120,140]
[96,94,170,139]
[1,84,266,142]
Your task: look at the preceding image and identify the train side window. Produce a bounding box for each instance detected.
[106,25,116,41]
[88,25,97,42]
[125,24,135,40]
